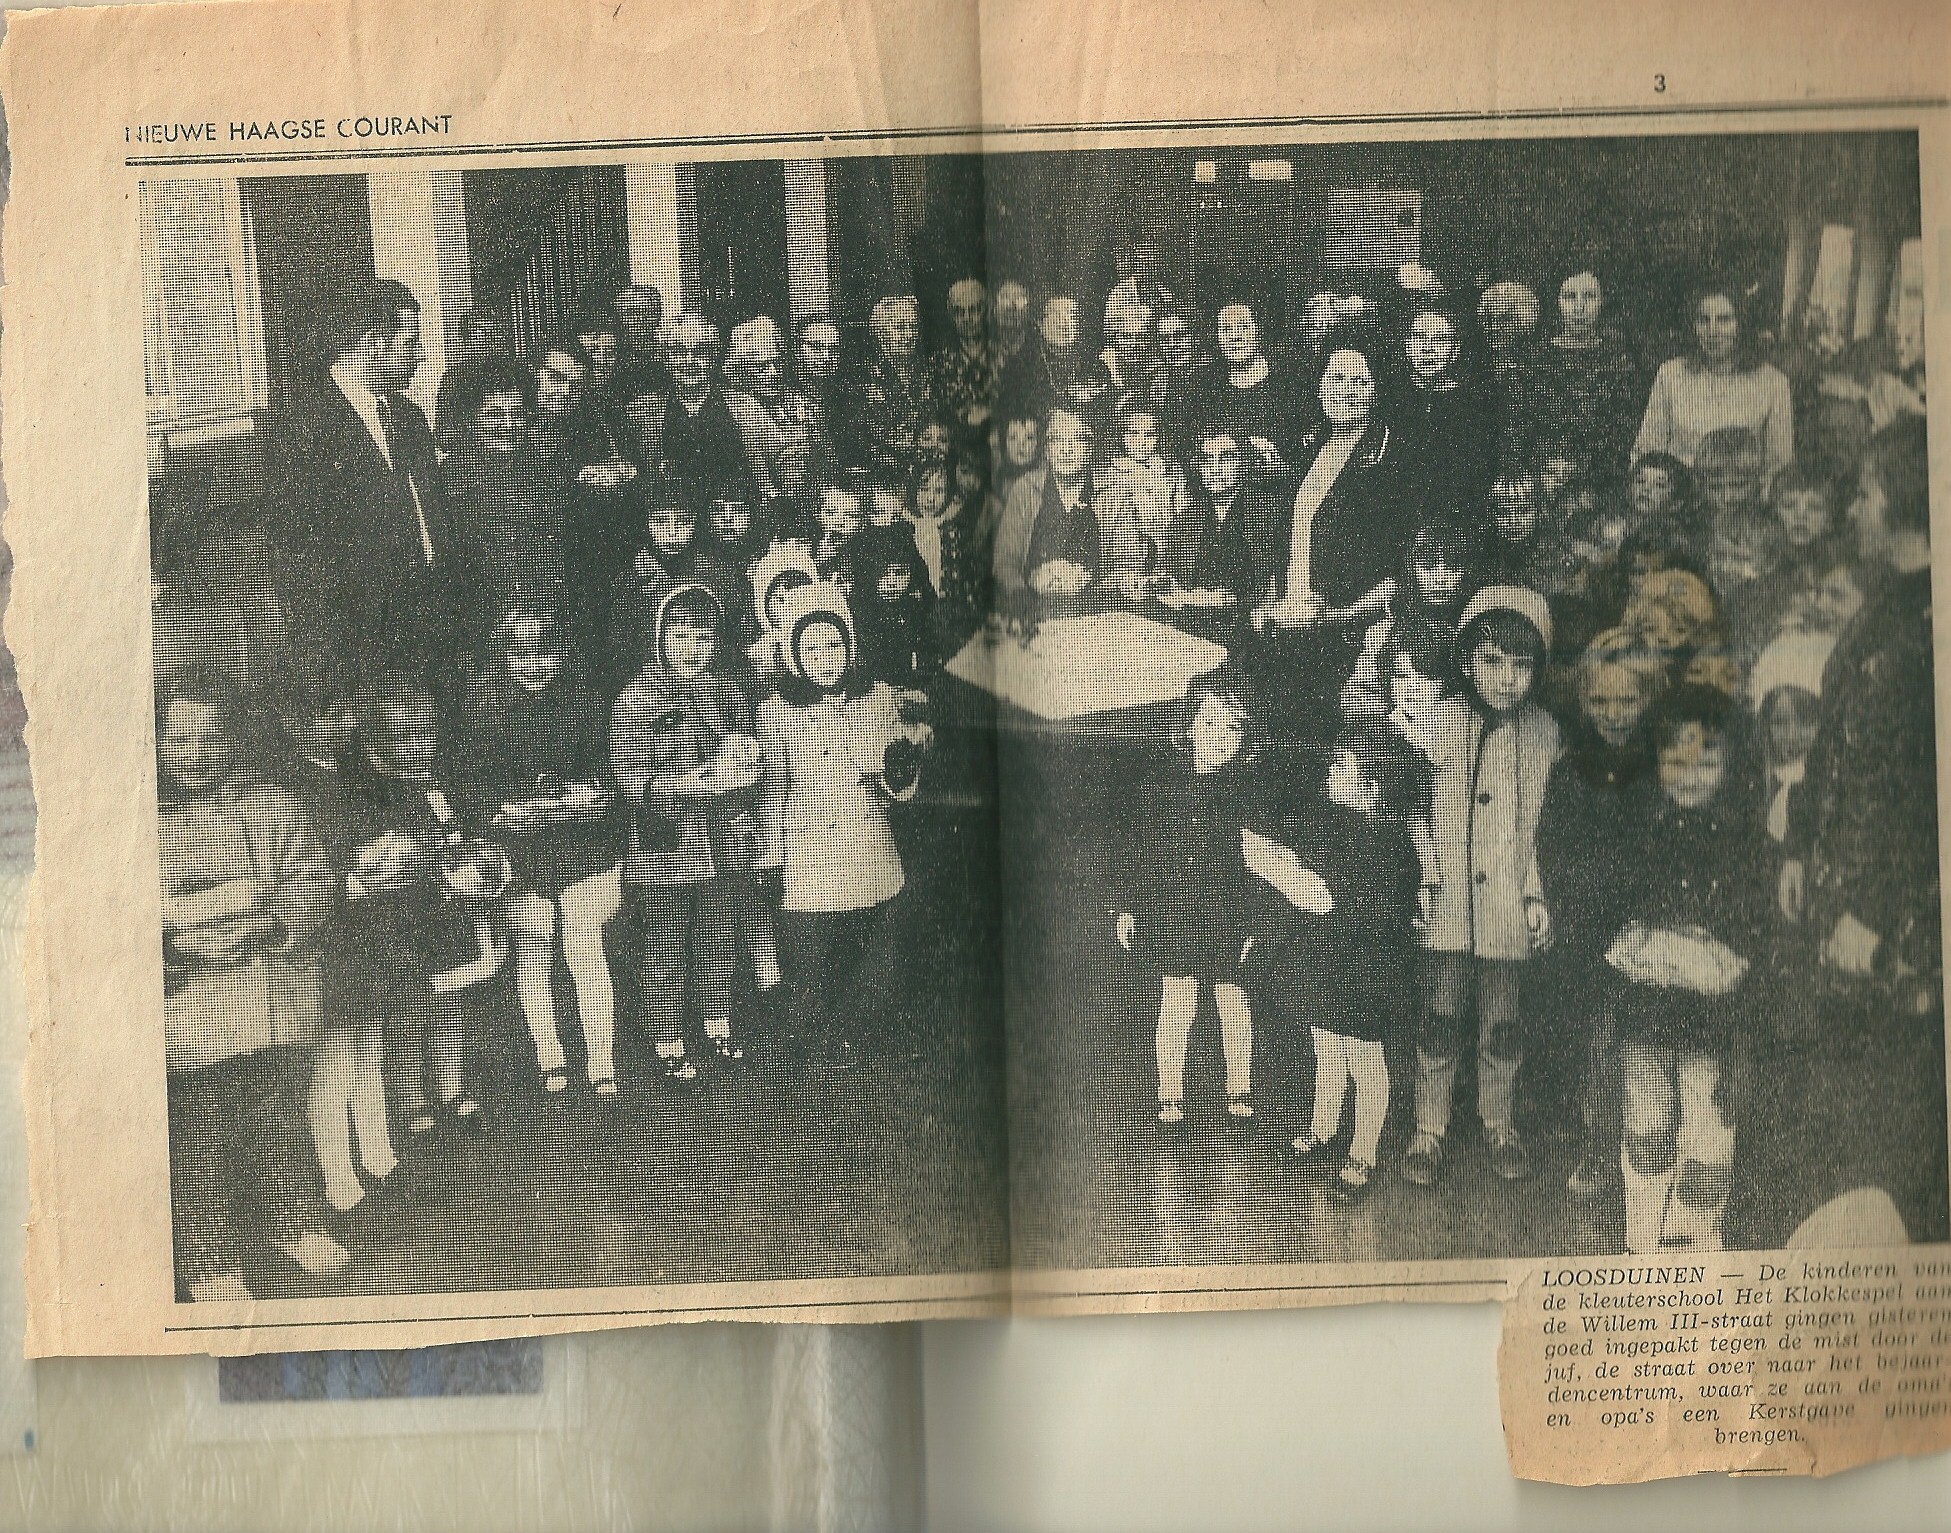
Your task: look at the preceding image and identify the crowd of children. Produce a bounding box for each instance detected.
[156,257,1936,1298]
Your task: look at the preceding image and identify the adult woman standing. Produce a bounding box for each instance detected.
[1634,281,1794,482]
[1528,268,1644,485]
[722,316,825,522]
[1206,299,1296,479]
[1245,346,1411,758]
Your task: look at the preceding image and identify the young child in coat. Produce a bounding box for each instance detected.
[1342,519,1475,719]
[344,675,512,1135]
[159,669,344,1301]
[611,582,766,1080]
[1115,668,1263,1126]
[745,541,820,699]
[756,582,934,1065]
[455,604,624,1098]
[1601,683,1770,1252]
[1404,584,1563,1188]
[268,667,397,1212]
[1274,723,1428,1199]
[1094,402,1190,602]
[609,492,710,687]
[852,520,940,692]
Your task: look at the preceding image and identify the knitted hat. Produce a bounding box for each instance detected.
[750,539,820,632]
[653,581,725,671]
[1459,583,1553,654]
[775,580,855,683]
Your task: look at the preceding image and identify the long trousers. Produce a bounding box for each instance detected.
[1414,952,1523,1138]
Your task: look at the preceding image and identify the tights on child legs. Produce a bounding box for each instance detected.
[1309,1029,1390,1165]
[1621,1040,1734,1252]
[1154,978,1252,1107]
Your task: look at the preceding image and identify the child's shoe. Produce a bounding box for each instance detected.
[1400,1131,1445,1187]
[1155,1098,1185,1127]
[1225,1092,1255,1123]
[1288,1131,1334,1165]
[278,1229,353,1277]
[1566,1145,1615,1201]
[1487,1127,1533,1182]
[1328,1157,1375,1204]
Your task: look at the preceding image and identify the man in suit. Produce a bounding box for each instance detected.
[271,279,457,686]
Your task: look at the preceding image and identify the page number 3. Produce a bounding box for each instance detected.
[1654,73,1667,92]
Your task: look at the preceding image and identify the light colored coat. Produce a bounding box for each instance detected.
[757,684,917,913]
[1424,695,1561,961]
[159,780,335,1073]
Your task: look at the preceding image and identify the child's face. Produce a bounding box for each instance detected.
[1493,492,1539,543]
[1122,414,1159,461]
[796,621,850,689]
[1410,552,1463,607]
[917,421,952,461]
[1657,722,1727,810]
[953,459,984,501]
[662,617,716,679]
[1196,437,1244,500]
[1628,464,1676,519]
[505,621,564,692]
[764,573,810,631]
[876,564,913,602]
[818,490,864,541]
[1389,652,1442,720]
[160,698,233,795]
[914,472,949,521]
[1710,534,1768,592]
[1700,461,1762,517]
[648,506,697,561]
[1004,420,1041,470]
[709,498,752,545]
[1625,592,1687,655]
[1581,667,1645,747]
[1764,687,1820,766]
[1811,565,1865,632]
[1466,638,1537,714]
[1539,456,1579,500]
[1325,747,1379,815]
[1774,488,1833,548]
[289,700,356,761]
[1187,693,1246,773]
[376,701,439,779]
[868,488,905,528]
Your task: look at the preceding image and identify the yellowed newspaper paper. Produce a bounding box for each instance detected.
[1501,1247,1951,1481]
[4,1,1950,1494]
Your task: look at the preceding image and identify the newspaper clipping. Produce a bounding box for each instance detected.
[3,0,1948,1487]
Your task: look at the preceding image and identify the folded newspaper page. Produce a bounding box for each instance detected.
[4,0,1949,1486]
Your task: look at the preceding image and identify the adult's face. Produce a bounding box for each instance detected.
[469,388,527,456]
[877,303,919,365]
[669,323,719,392]
[995,282,1031,343]
[1558,272,1603,336]
[1318,349,1375,428]
[1157,314,1195,368]
[948,283,987,347]
[533,349,587,419]
[748,335,785,404]
[1196,435,1244,500]
[534,349,586,418]
[1216,304,1259,367]
[614,287,664,350]
[1041,298,1080,353]
[1045,414,1093,479]
[579,329,620,392]
[797,322,841,384]
[1693,294,1740,365]
[159,698,231,796]
[1405,312,1459,384]
[375,308,425,392]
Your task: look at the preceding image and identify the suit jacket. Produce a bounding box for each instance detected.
[271,378,457,680]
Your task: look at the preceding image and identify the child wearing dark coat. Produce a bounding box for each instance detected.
[1598,683,1771,1254]
[1116,669,1264,1126]
[1271,723,1427,1200]
[852,520,940,692]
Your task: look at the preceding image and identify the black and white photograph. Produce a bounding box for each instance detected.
[139,128,1946,1309]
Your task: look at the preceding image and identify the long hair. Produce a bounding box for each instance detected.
[470,602,577,717]
[1168,665,1261,770]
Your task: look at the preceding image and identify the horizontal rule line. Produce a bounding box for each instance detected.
[160,1277,1498,1331]
[124,94,1947,169]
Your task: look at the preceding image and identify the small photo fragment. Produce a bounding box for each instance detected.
[217,1338,545,1402]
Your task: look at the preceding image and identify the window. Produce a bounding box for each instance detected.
[140,178,268,430]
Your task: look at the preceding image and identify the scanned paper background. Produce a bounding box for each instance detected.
[3,1,1950,1497]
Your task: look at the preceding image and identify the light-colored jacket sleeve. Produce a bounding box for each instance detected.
[1632,359,1677,465]
[1762,366,1795,480]
[755,697,791,868]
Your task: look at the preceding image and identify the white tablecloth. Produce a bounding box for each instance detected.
[945,612,1229,722]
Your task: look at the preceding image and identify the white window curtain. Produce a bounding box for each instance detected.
[140,178,269,433]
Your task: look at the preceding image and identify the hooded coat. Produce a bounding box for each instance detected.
[1424,585,1564,960]
[609,582,760,886]
[757,584,921,913]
